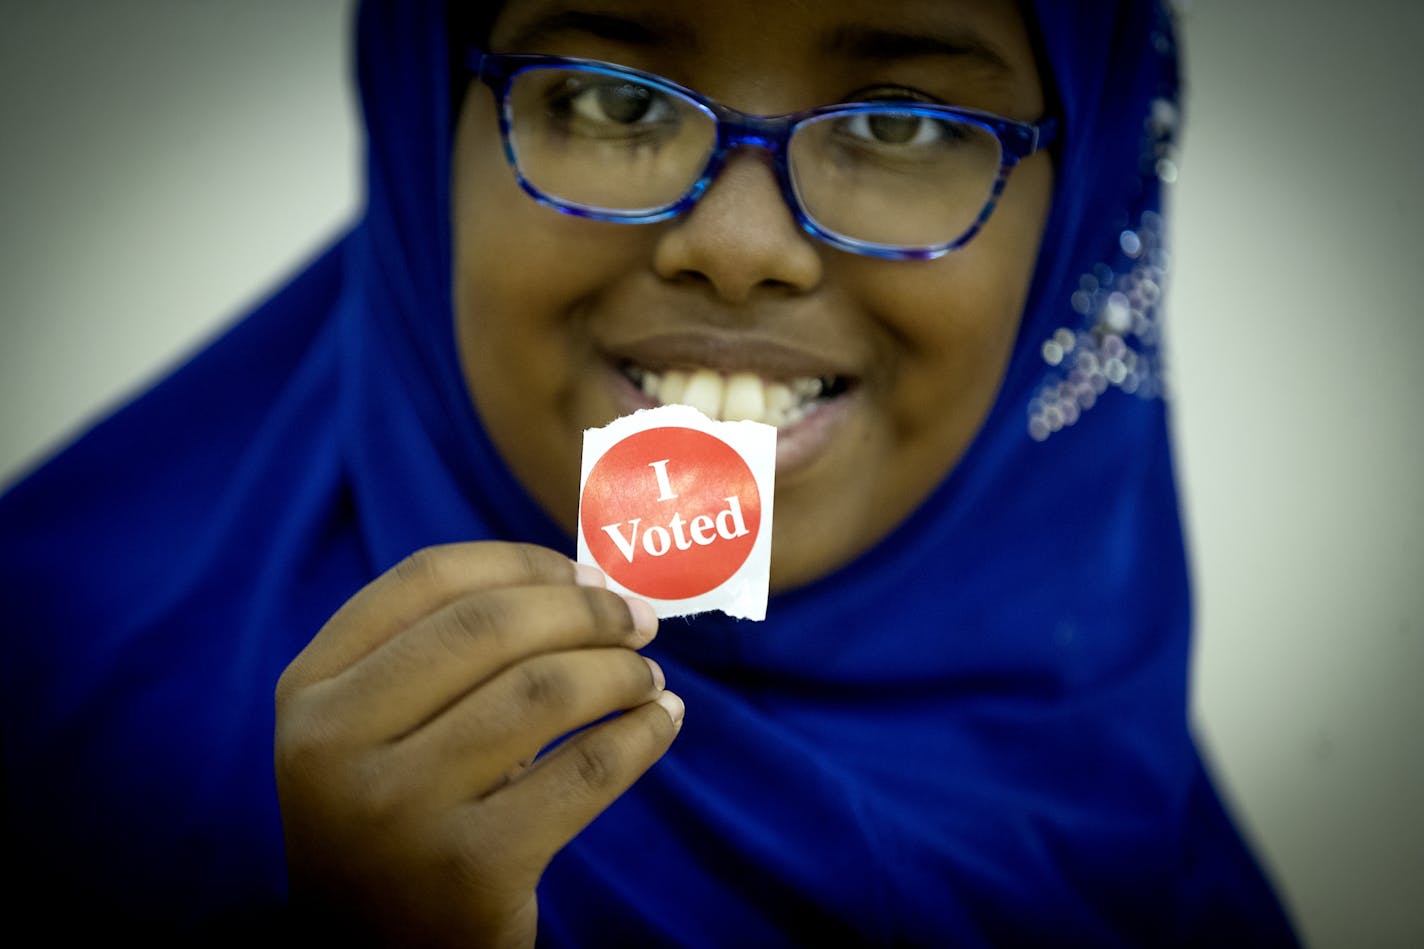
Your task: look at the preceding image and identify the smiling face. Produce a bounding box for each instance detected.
[452,0,1053,591]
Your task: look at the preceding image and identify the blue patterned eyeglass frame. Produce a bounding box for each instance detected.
[467,49,1058,261]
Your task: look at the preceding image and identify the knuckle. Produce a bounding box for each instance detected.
[579,587,634,636]
[274,704,333,779]
[439,595,507,656]
[273,661,304,708]
[273,686,363,783]
[390,545,446,590]
[509,541,561,582]
[570,738,620,793]
[514,659,573,712]
[347,755,406,827]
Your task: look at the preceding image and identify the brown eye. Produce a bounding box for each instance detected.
[564,78,668,126]
[866,112,923,144]
[535,69,690,146]
[836,109,957,149]
[594,82,654,123]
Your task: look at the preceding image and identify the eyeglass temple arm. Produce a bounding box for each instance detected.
[1034,117,1060,151]
[1005,116,1058,163]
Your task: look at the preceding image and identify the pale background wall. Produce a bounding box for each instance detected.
[1,3,1420,945]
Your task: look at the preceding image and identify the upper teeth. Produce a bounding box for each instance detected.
[627,366,832,427]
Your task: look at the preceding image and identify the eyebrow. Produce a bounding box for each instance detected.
[497,8,695,55]
[823,24,1015,77]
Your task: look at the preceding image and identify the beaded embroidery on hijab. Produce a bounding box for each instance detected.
[1026,2,1182,441]
[0,0,1299,942]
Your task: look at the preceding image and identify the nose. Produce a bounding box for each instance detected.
[651,151,823,304]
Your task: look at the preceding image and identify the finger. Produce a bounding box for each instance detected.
[395,647,668,803]
[281,542,599,693]
[469,692,684,869]
[322,584,658,740]
[494,755,535,791]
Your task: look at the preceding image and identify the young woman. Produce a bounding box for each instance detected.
[1,1,1298,944]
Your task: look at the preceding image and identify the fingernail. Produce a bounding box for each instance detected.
[645,656,665,692]
[623,595,658,641]
[655,691,685,730]
[573,562,606,588]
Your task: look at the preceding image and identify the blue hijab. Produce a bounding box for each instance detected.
[0,1,1298,944]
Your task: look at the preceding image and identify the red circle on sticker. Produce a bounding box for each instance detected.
[580,426,760,600]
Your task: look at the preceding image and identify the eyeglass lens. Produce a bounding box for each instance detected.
[503,65,1006,250]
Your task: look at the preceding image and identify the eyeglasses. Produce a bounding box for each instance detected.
[466,50,1057,261]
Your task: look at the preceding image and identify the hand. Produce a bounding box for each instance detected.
[274,542,682,947]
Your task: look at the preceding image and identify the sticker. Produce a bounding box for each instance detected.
[577,404,776,620]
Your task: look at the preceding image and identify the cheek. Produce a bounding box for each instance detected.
[891,280,1021,409]
[451,89,654,364]
[453,161,567,423]
[868,255,1031,442]
[450,96,590,523]
[453,91,574,397]
[868,155,1051,453]
[452,178,650,437]
[450,92,660,529]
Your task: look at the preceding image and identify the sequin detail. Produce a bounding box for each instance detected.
[1029,1,1179,442]
[1030,210,1171,442]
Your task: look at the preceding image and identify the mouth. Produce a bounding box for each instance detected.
[618,363,852,428]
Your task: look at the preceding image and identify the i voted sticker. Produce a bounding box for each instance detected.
[577,404,776,620]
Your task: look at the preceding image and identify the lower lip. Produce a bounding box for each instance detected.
[606,367,857,478]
